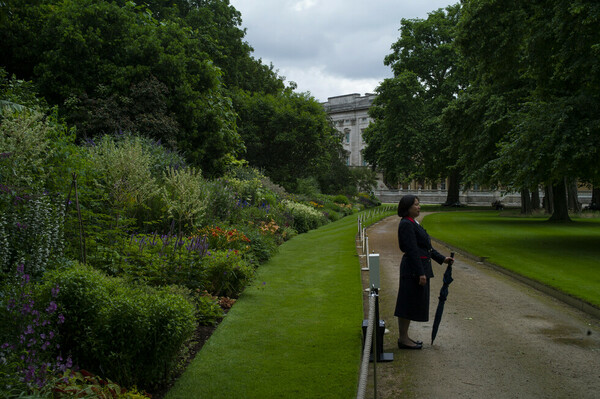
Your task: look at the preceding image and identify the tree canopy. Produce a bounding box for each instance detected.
[455,0,600,220]
[1,0,345,189]
[364,4,464,202]
[365,0,599,220]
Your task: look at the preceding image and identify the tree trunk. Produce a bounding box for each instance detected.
[592,186,600,209]
[444,170,460,205]
[549,178,571,222]
[567,178,581,213]
[531,186,541,210]
[543,185,554,214]
[520,187,532,214]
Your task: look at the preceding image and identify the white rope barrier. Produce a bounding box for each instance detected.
[357,291,377,399]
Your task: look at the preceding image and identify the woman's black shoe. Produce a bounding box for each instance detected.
[398,340,423,350]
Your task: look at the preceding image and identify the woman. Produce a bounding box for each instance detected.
[395,195,453,349]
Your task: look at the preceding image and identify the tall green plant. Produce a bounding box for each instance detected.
[87,134,159,224]
[0,194,65,278]
[161,166,208,235]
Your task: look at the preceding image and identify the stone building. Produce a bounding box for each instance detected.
[322,93,376,167]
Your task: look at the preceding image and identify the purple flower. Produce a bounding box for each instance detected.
[57,314,65,324]
[24,325,34,335]
[51,285,60,298]
[46,301,57,314]
[21,302,32,313]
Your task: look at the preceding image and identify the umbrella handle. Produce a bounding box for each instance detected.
[450,252,454,265]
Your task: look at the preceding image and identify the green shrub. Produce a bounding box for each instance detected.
[205,178,237,223]
[41,265,196,390]
[189,290,225,326]
[87,134,160,219]
[113,232,208,288]
[282,200,328,234]
[332,194,350,205]
[356,192,381,208]
[203,250,255,298]
[0,265,72,392]
[161,166,208,235]
[0,111,53,191]
[0,193,65,278]
[240,225,280,263]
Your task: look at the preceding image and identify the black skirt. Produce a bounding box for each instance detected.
[394,276,430,322]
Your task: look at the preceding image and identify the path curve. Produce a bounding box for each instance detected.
[360,214,600,399]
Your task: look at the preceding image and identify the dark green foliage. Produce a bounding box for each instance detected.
[453,0,600,220]
[0,192,65,279]
[2,0,243,176]
[355,192,382,208]
[233,90,347,192]
[332,194,350,205]
[239,225,279,264]
[365,4,464,196]
[41,264,196,390]
[202,250,255,297]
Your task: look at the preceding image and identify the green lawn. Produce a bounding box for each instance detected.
[422,211,600,308]
[165,209,394,399]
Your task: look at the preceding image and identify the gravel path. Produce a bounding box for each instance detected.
[360,215,600,399]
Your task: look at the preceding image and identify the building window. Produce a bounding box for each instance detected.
[346,156,350,166]
[344,128,350,143]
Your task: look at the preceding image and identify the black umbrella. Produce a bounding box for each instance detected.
[431,252,454,345]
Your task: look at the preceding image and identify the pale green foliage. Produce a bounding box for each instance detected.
[0,111,52,191]
[88,134,159,212]
[0,195,65,277]
[161,166,208,231]
[282,200,324,219]
[282,199,327,233]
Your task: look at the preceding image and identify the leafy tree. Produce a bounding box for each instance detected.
[455,0,600,221]
[234,89,346,192]
[364,4,464,203]
[363,72,425,185]
[1,0,242,176]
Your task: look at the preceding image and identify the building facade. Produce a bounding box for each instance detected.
[322,93,376,167]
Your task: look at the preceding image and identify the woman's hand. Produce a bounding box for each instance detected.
[443,256,454,264]
[419,275,427,286]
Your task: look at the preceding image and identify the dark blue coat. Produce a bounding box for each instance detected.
[398,216,445,278]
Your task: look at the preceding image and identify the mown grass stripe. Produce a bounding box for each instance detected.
[165,213,370,399]
[423,211,600,308]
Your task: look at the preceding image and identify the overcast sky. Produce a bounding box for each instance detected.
[229,0,454,102]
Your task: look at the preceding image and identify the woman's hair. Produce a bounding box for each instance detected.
[397,195,419,217]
